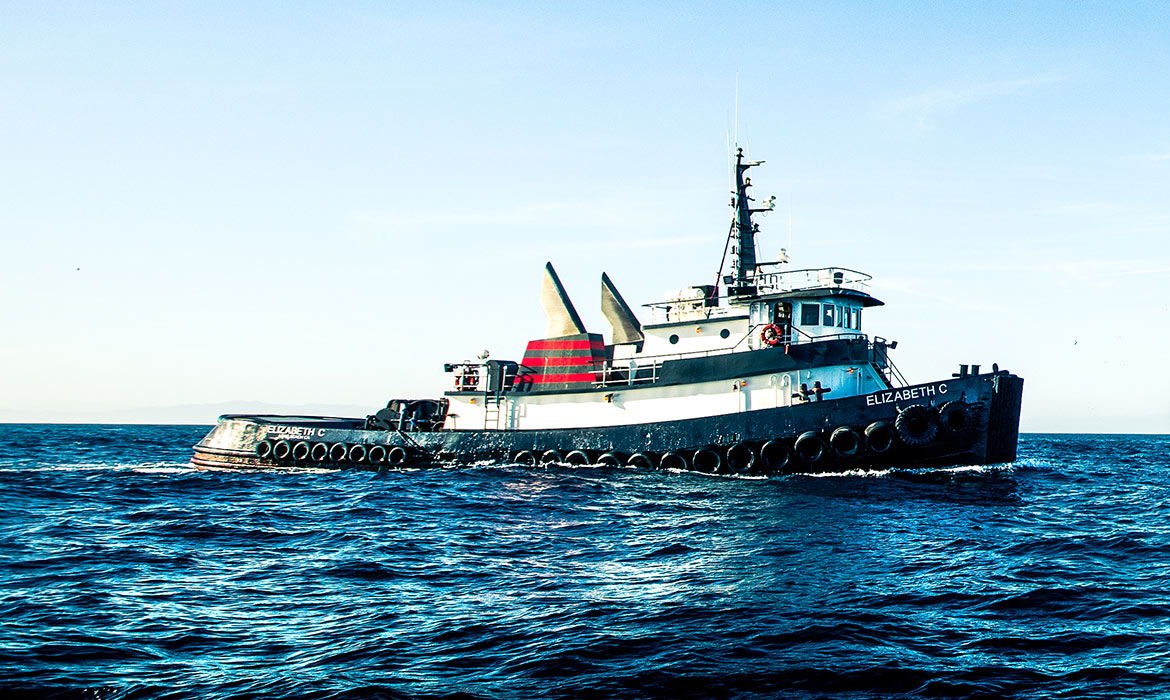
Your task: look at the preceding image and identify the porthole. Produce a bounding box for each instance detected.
[720,329,730,339]
[669,334,680,345]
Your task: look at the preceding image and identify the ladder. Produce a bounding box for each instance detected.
[483,393,505,430]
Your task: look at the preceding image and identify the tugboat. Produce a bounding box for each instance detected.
[192,149,1023,474]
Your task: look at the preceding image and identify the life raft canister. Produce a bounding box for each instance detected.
[760,324,784,346]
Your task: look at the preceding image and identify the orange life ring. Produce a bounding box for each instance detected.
[760,324,783,346]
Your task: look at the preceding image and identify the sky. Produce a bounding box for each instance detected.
[1,1,1168,431]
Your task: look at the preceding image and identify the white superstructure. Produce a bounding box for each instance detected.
[440,150,902,432]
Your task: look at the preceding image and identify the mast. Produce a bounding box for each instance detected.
[727,147,772,298]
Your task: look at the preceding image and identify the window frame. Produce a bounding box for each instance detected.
[800,302,820,326]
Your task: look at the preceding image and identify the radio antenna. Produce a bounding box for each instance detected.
[733,72,739,146]
[726,128,732,195]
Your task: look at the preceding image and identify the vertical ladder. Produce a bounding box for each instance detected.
[483,393,504,430]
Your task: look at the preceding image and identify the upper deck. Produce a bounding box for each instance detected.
[642,265,881,326]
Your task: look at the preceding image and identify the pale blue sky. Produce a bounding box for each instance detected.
[2,2,1168,431]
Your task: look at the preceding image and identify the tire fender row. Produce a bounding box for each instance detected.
[255,439,419,467]
[508,401,973,473]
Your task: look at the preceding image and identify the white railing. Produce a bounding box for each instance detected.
[641,267,872,324]
[642,299,740,325]
[754,266,872,296]
[447,324,878,392]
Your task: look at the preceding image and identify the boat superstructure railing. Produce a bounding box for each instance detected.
[642,266,872,324]
[593,329,904,389]
[871,336,908,388]
[641,299,743,324]
[446,327,900,394]
[752,265,872,297]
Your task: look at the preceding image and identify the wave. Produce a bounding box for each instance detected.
[1,429,1168,699]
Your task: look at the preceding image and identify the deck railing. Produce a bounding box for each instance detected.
[642,267,872,324]
[448,326,897,392]
[754,266,872,296]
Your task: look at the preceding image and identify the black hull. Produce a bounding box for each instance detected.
[192,372,1023,473]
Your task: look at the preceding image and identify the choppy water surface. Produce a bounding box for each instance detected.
[1,425,1168,699]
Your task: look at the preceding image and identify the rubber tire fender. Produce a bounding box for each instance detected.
[328,443,349,462]
[564,450,591,466]
[660,451,689,471]
[829,427,862,458]
[759,440,790,472]
[597,452,624,467]
[692,447,723,473]
[626,453,656,469]
[864,422,895,454]
[938,401,971,435]
[292,441,311,462]
[273,440,293,461]
[794,431,826,464]
[367,444,387,464]
[895,404,939,447]
[725,443,756,473]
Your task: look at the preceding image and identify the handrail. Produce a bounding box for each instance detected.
[884,353,909,388]
[589,328,869,388]
[447,330,877,392]
[643,266,872,311]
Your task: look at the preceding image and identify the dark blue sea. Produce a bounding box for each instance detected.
[2,425,1168,700]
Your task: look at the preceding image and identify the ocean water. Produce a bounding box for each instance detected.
[1,425,1168,700]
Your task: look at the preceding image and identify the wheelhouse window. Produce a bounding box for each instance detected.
[842,307,852,328]
[837,306,846,328]
[854,309,862,330]
[823,304,835,327]
[801,302,819,326]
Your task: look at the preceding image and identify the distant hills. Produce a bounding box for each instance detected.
[0,401,374,426]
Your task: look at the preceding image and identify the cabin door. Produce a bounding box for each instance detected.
[773,302,793,343]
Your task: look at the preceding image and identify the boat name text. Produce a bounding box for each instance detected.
[264,425,327,438]
[865,383,947,407]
